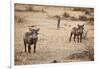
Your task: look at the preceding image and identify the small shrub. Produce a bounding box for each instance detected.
[53,15,60,18]
[41,8,46,13]
[68,51,88,59]
[70,16,78,21]
[73,8,80,11]
[51,60,58,63]
[73,8,88,12]
[87,17,94,25]
[28,6,33,11]
[79,15,88,21]
[88,21,94,25]
[26,6,33,11]
[88,48,94,61]
[85,11,90,15]
[68,50,94,61]
[89,17,94,22]
[15,15,25,23]
[63,12,70,18]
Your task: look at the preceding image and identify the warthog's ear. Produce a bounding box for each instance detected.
[36,28,40,32]
[77,24,80,27]
[29,27,33,31]
[28,25,35,31]
[28,25,35,27]
[30,25,35,27]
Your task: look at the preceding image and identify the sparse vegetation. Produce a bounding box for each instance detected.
[63,12,70,18]
[87,17,94,25]
[41,8,46,13]
[73,8,88,11]
[15,4,94,65]
[89,17,94,22]
[79,15,88,21]
[85,11,90,15]
[68,49,94,61]
[68,51,88,59]
[53,15,60,19]
[70,16,78,21]
[15,15,25,23]
[26,6,33,11]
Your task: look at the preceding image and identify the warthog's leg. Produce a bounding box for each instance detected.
[28,44,31,53]
[24,40,27,52]
[77,35,79,43]
[80,33,83,43]
[34,43,36,53]
[73,34,76,43]
[69,33,73,42]
[33,38,38,53]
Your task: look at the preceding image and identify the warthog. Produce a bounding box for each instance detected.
[69,24,84,43]
[23,27,40,53]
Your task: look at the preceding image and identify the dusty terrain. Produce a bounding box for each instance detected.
[14,4,94,65]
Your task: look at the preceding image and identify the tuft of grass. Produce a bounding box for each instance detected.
[85,11,90,15]
[88,48,94,61]
[88,17,94,22]
[79,15,88,21]
[53,15,60,19]
[70,16,78,21]
[63,12,70,18]
[87,17,94,25]
[68,51,88,59]
[15,15,25,23]
[68,50,94,61]
[25,5,34,11]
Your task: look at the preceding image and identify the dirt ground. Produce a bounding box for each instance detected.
[14,4,94,65]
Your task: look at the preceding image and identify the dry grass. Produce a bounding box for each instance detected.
[15,15,25,23]
[14,4,94,65]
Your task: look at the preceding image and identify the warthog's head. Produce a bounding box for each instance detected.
[31,28,40,34]
[77,24,84,33]
[29,28,40,39]
[77,24,84,29]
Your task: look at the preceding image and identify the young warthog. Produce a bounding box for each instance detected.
[23,27,40,53]
[69,24,84,43]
